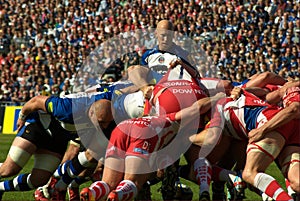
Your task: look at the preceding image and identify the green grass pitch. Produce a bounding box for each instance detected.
[0,134,285,200]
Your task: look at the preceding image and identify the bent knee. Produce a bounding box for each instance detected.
[0,168,20,177]
[0,161,22,177]
[290,180,300,193]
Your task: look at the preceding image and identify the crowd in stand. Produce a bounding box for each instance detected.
[0,0,299,105]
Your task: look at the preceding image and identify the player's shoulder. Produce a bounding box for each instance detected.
[172,44,189,56]
[142,47,160,57]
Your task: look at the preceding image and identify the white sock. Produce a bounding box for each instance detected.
[254,172,292,201]
[194,158,211,194]
[115,180,138,201]
[78,152,90,167]
[90,181,110,200]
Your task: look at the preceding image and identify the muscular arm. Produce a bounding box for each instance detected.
[248,101,300,143]
[266,80,300,104]
[127,65,151,89]
[244,87,269,99]
[20,95,49,115]
[17,95,49,131]
[174,93,225,122]
[189,127,223,158]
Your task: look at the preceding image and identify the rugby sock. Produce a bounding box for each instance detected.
[285,178,296,196]
[194,158,212,195]
[0,173,34,191]
[54,152,96,187]
[55,152,88,177]
[114,180,138,201]
[89,181,110,200]
[254,173,292,201]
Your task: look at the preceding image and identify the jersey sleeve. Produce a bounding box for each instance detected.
[166,112,177,122]
[45,96,74,123]
[141,50,150,65]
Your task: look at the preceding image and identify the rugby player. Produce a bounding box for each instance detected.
[190,89,299,201]
[80,92,225,201]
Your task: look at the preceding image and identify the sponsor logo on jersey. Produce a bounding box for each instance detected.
[172,88,206,95]
[121,119,151,126]
[47,102,53,113]
[158,56,165,63]
[133,147,149,155]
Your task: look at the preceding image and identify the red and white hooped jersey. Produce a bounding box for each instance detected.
[209,91,282,140]
[200,78,220,91]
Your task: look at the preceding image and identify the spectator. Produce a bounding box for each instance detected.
[0,0,298,104]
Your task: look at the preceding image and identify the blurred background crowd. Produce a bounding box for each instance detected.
[0,0,299,105]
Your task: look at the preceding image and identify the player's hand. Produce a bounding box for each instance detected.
[169,58,181,69]
[248,128,265,143]
[16,118,25,133]
[230,87,242,100]
[141,85,154,99]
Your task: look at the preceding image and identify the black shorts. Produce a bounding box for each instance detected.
[18,120,74,155]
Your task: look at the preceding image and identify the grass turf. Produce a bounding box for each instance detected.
[0,133,285,201]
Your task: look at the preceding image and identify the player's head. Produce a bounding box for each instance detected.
[217,79,234,96]
[155,20,174,51]
[89,99,113,129]
[282,86,300,107]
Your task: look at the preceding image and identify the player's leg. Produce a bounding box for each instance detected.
[54,149,97,191]
[106,156,151,201]
[34,140,81,201]
[277,145,300,199]
[0,148,61,192]
[80,157,124,201]
[242,131,292,200]
[0,136,36,178]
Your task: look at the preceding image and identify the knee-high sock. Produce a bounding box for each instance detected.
[285,178,296,196]
[89,181,110,200]
[0,173,34,191]
[54,152,96,189]
[55,152,89,178]
[254,173,292,201]
[114,180,138,201]
[194,157,212,194]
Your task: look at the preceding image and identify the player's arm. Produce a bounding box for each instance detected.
[189,126,223,149]
[174,92,226,122]
[169,58,200,79]
[249,101,300,143]
[188,96,226,155]
[244,72,286,88]
[244,87,269,99]
[266,80,300,104]
[17,95,49,130]
[126,65,155,98]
